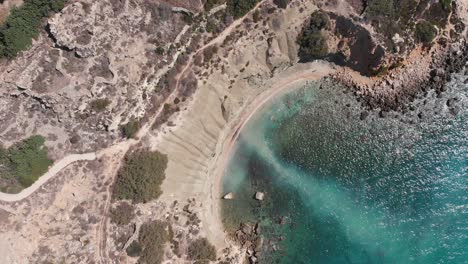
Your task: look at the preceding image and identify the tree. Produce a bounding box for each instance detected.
[187,238,217,263]
[9,136,53,187]
[415,20,437,43]
[0,0,66,58]
[121,119,140,139]
[309,11,330,31]
[110,202,135,225]
[273,0,289,9]
[137,220,172,264]
[227,0,259,18]
[297,11,330,61]
[113,150,168,203]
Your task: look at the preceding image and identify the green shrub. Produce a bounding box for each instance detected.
[415,20,437,43]
[252,10,260,23]
[187,238,217,262]
[297,31,328,59]
[110,202,135,225]
[8,136,53,187]
[113,150,168,203]
[204,0,224,11]
[126,241,142,257]
[273,0,289,9]
[206,19,217,33]
[90,98,111,112]
[155,47,165,55]
[309,11,330,31]
[121,119,140,139]
[0,0,65,58]
[297,11,330,61]
[440,0,451,11]
[227,0,259,18]
[137,220,172,264]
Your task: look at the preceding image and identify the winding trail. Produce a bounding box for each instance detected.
[0,153,96,202]
[0,1,272,263]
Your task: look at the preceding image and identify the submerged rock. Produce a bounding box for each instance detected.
[255,192,265,201]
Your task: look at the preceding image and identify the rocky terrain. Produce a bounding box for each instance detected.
[0,0,466,263]
[0,0,192,159]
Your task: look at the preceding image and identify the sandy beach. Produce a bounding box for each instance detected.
[155,60,334,252]
[209,61,334,241]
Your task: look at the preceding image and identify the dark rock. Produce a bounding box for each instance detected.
[417,112,424,119]
[450,106,460,116]
[446,98,456,107]
[360,111,369,120]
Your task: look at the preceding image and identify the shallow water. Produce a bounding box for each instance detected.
[221,76,468,263]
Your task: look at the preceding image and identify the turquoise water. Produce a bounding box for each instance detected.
[221,77,468,263]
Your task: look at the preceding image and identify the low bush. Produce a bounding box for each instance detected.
[113,150,168,203]
[187,238,217,263]
[110,202,135,225]
[121,119,140,139]
[309,10,330,31]
[297,31,328,59]
[297,11,329,61]
[273,0,289,9]
[126,241,142,257]
[137,220,172,264]
[227,0,258,18]
[415,20,437,43]
[90,98,111,112]
[2,136,53,187]
[204,0,225,11]
[440,0,451,11]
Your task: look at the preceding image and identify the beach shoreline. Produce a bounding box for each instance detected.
[203,61,335,249]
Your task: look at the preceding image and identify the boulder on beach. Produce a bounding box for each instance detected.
[223,192,234,200]
[255,192,265,201]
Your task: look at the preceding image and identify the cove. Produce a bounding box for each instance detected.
[221,78,467,263]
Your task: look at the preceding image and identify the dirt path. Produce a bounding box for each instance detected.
[95,3,268,262]
[0,153,97,202]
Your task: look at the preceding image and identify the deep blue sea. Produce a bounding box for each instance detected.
[221,74,467,263]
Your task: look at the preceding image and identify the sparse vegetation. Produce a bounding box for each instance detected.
[415,20,437,44]
[90,98,111,112]
[0,0,66,58]
[187,238,217,263]
[204,0,225,11]
[137,220,172,264]
[227,0,259,18]
[155,46,165,55]
[206,19,217,33]
[297,11,330,60]
[113,150,168,203]
[110,202,135,225]
[0,136,52,191]
[121,119,140,139]
[252,10,260,23]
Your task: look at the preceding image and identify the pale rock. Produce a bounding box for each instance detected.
[255,192,264,201]
[223,192,234,200]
